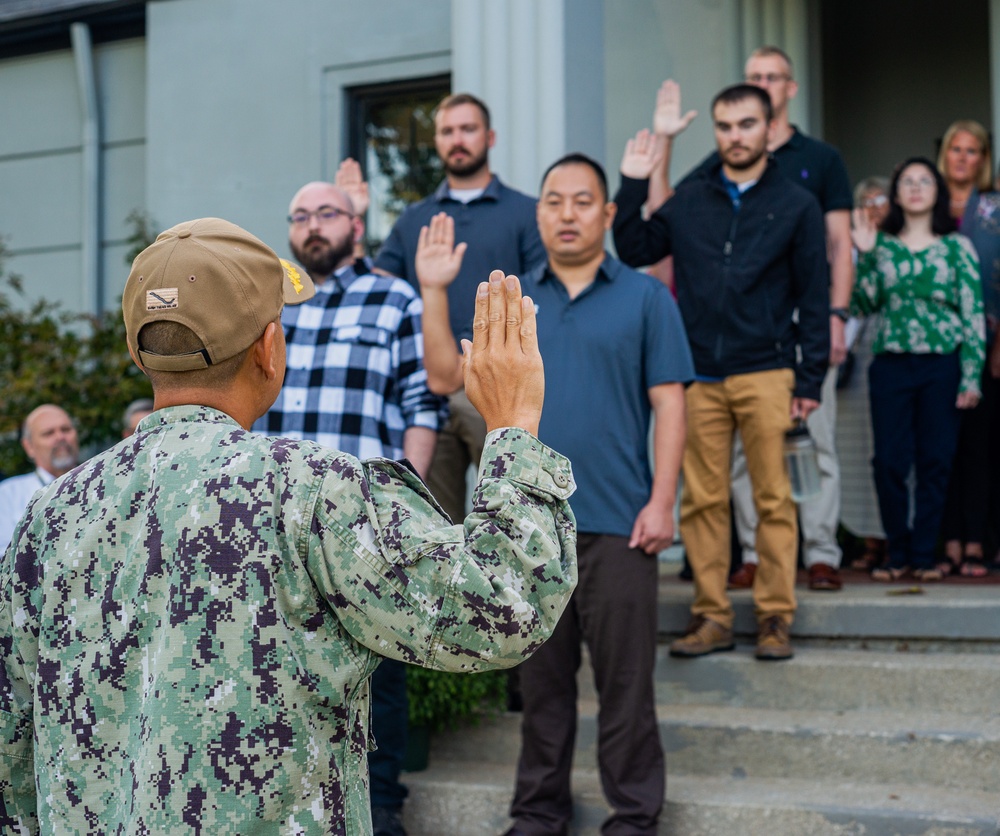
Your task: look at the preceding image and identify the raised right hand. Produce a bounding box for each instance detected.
[462,271,544,436]
[416,213,467,290]
[620,129,664,180]
[335,158,370,217]
[850,207,877,253]
[653,79,697,138]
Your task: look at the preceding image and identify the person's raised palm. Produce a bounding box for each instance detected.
[620,129,664,180]
[850,207,877,253]
[335,158,370,216]
[415,213,467,289]
[653,79,697,138]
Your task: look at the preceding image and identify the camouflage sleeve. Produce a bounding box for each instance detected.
[0,533,39,835]
[307,427,577,672]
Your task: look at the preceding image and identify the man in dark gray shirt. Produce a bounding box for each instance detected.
[374,93,544,526]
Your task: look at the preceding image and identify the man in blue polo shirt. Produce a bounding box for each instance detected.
[413,153,693,836]
[374,92,545,527]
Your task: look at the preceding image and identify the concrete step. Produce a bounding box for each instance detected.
[399,574,1000,833]
[427,705,1000,793]
[658,575,1000,644]
[401,765,1000,836]
[642,645,1000,714]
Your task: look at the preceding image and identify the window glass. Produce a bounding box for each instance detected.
[348,75,450,252]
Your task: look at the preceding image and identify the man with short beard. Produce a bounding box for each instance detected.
[374,93,545,528]
[0,404,80,551]
[254,181,445,836]
[613,84,829,661]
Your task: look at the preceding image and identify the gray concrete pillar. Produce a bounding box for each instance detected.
[451,0,604,195]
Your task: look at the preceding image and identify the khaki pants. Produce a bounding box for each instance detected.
[732,365,842,568]
[680,369,797,630]
[425,389,487,524]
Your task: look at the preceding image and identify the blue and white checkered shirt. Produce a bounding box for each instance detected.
[254,264,446,459]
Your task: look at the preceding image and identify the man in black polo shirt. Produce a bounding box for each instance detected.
[646,47,853,592]
[613,84,829,661]
[374,92,545,526]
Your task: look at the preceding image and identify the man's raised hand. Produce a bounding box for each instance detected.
[653,79,697,139]
[620,128,664,180]
[462,271,544,436]
[335,158,370,217]
[416,213,468,290]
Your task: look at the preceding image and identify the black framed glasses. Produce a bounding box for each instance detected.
[287,206,354,225]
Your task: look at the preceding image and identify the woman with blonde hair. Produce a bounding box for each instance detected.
[937,120,1000,577]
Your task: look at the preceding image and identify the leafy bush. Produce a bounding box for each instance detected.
[406,666,508,733]
[0,235,152,477]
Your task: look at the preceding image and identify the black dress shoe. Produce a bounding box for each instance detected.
[372,806,407,836]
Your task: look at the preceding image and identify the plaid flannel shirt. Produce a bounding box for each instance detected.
[255,264,446,459]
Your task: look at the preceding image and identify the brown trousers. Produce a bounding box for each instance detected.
[680,369,798,629]
[425,389,487,524]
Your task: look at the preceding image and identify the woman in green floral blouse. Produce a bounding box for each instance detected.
[851,157,985,582]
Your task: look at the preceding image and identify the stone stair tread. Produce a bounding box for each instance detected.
[431,703,1000,758]
[658,576,1000,641]
[665,774,1000,820]
[403,764,1000,834]
[644,703,1000,739]
[651,644,1000,670]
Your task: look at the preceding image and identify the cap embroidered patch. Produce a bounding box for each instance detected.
[281,259,305,295]
[146,288,179,310]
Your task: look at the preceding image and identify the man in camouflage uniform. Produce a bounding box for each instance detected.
[0,218,577,834]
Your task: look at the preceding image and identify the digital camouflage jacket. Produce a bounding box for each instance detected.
[0,405,577,835]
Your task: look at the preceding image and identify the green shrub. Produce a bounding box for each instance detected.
[0,235,152,477]
[406,665,508,733]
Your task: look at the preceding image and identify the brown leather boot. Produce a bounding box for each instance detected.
[669,614,735,658]
[755,615,793,661]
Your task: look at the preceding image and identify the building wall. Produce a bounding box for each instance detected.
[2,0,998,316]
[0,36,145,312]
[146,0,452,265]
[603,0,822,190]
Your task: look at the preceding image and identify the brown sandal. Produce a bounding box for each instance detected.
[852,538,887,571]
[871,566,910,582]
[936,557,960,577]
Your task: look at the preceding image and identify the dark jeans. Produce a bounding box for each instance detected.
[869,352,962,570]
[941,365,998,547]
[510,534,663,836]
[369,658,409,810]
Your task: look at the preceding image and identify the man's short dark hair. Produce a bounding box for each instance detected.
[435,93,491,130]
[540,153,609,201]
[138,321,251,390]
[711,84,773,124]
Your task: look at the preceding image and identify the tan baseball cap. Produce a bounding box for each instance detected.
[123,217,315,372]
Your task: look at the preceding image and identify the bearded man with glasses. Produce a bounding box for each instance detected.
[254,180,446,836]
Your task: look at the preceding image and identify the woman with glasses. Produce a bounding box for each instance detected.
[936,121,1000,577]
[851,157,985,581]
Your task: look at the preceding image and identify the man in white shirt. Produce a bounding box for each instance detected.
[0,404,80,551]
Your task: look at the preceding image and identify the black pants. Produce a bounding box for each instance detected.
[869,352,962,570]
[941,365,998,547]
[369,658,409,810]
[510,534,663,835]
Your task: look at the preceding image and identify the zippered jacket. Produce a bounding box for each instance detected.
[613,160,830,401]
